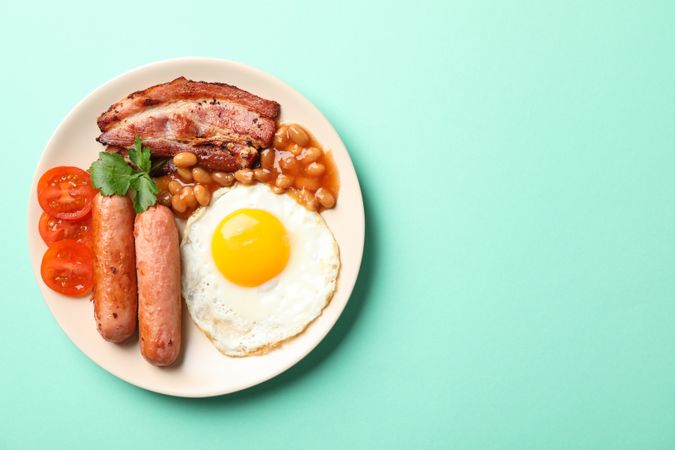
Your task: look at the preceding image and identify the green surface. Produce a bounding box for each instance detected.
[3,1,675,448]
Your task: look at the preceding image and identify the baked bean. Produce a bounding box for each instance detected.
[168,180,182,195]
[173,152,197,168]
[305,195,319,211]
[193,184,211,206]
[294,176,321,192]
[280,156,298,171]
[234,169,254,185]
[180,186,197,208]
[274,127,289,148]
[305,162,325,177]
[254,168,273,183]
[260,149,275,170]
[157,191,172,207]
[275,174,293,189]
[171,194,187,213]
[192,167,212,184]
[315,188,336,209]
[176,167,193,182]
[212,171,235,187]
[288,124,310,147]
[159,123,338,215]
[300,147,322,163]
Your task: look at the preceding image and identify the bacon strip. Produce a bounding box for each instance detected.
[96,77,280,171]
[98,77,279,131]
[106,140,257,173]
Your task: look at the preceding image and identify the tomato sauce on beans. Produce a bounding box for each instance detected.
[265,123,339,211]
[153,123,339,217]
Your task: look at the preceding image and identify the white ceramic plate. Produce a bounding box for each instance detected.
[27,58,364,397]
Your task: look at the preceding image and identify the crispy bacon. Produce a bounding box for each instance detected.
[106,140,257,173]
[96,77,280,171]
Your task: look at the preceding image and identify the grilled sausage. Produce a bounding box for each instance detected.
[134,205,182,366]
[92,193,138,343]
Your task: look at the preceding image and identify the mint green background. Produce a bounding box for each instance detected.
[3,1,675,448]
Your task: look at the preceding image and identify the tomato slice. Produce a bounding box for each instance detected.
[40,240,94,297]
[38,211,92,248]
[38,166,96,220]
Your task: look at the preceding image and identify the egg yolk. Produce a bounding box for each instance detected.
[212,208,290,287]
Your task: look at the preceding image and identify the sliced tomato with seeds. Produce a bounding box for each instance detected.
[38,211,92,248]
[40,240,94,297]
[37,166,96,220]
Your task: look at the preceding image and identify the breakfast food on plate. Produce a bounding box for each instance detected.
[37,166,96,297]
[92,194,138,343]
[39,211,92,248]
[135,205,182,366]
[40,239,94,297]
[89,137,160,213]
[181,183,340,356]
[96,77,280,172]
[153,122,339,218]
[265,124,339,210]
[36,76,342,366]
[37,166,96,220]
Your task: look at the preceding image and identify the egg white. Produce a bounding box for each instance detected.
[181,183,340,356]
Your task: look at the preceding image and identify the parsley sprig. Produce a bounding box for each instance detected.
[89,136,159,213]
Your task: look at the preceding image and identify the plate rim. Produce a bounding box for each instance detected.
[27,57,365,397]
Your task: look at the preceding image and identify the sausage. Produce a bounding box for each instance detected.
[134,205,182,366]
[92,193,138,343]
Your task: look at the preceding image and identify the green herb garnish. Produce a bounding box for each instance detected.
[89,136,159,213]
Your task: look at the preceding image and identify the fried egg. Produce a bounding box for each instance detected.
[181,183,340,356]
